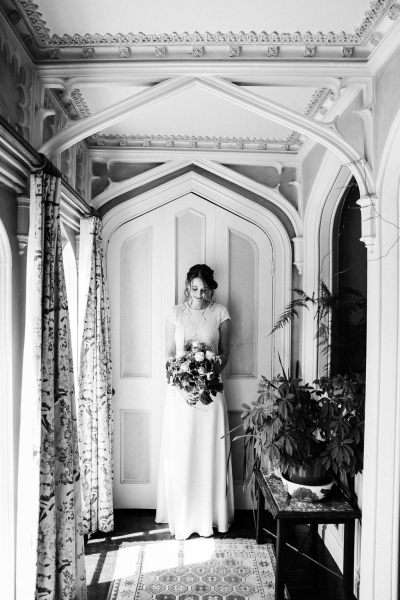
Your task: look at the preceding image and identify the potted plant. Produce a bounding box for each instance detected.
[234,365,364,501]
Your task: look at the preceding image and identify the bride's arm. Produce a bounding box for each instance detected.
[217,319,231,372]
[165,318,176,359]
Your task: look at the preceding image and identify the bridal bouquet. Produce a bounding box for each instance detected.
[166,341,224,405]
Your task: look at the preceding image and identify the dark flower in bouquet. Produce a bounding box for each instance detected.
[166,341,224,405]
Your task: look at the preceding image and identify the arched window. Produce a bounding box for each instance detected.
[331,178,367,376]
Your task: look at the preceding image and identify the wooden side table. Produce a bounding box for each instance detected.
[254,468,361,600]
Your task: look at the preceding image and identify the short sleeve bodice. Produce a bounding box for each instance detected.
[168,302,230,354]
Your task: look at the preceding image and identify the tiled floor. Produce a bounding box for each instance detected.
[85,509,347,600]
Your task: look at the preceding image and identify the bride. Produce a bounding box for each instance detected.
[155,264,234,540]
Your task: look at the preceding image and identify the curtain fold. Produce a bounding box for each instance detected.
[78,216,114,534]
[17,171,86,600]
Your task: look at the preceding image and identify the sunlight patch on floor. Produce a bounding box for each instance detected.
[98,549,119,583]
[148,527,170,534]
[113,545,142,580]
[111,538,218,579]
[85,553,100,585]
[87,537,107,545]
[110,531,145,541]
[182,537,216,566]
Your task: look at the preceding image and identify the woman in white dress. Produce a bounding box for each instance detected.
[156,264,234,540]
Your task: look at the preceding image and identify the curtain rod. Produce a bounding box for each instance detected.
[31,152,62,179]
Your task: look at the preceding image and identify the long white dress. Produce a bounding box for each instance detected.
[155,301,234,540]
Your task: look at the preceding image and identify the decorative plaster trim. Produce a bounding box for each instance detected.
[17,194,30,254]
[39,76,374,198]
[17,0,392,48]
[16,234,28,254]
[35,61,370,88]
[89,132,301,152]
[71,89,91,118]
[368,16,400,74]
[292,236,304,274]
[0,15,33,141]
[304,87,334,117]
[88,146,299,167]
[357,194,377,254]
[77,84,332,154]
[91,157,303,237]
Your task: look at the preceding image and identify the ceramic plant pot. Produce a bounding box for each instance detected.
[281,462,334,502]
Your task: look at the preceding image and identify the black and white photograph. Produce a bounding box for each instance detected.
[0,1,399,599]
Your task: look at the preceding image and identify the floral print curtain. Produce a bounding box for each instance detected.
[17,171,86,600]
[78,216,114,534]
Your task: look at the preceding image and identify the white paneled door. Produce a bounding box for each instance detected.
[107,193,275,509]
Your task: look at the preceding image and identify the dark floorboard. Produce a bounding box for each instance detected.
[85,509,348,600]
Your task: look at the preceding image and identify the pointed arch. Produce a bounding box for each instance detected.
[39,77,374,198]
[103,169,293,371]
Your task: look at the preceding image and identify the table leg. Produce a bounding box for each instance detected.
[309,522,319,544]
[256,478,265,544]
[275,519,288,600]
[343,520,355,600]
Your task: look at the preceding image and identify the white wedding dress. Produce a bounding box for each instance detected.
[155,302,234,540]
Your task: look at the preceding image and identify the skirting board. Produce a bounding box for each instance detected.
[319,524,360,598]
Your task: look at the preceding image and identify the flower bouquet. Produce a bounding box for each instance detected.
[166,341,224,405]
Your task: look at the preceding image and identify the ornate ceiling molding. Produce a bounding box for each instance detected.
[87,133,300,152]
[69,85,332,154]
[38,75,375,197]
[8,0,398,60]
[91,158,303,238]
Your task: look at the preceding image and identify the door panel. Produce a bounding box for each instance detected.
[108,193,274,508]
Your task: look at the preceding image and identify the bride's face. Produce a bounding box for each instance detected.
[188,277,210,305]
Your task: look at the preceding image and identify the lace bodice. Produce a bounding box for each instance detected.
[168,302,230,354]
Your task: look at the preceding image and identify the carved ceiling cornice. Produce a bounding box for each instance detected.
[5,0,400,61]
[86,133,301,153]
[68,86,332,154]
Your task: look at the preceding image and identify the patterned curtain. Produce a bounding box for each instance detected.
[17,171,87,600]
[78,216,114,534]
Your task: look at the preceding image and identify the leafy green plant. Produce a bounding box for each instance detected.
[270,281,367,375]
[233,367,364,486]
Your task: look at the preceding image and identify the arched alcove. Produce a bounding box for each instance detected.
[102,169,293,374]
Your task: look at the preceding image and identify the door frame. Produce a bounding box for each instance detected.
[103,170,293,373]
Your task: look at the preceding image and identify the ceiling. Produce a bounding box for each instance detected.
[2,0,399,164]
[26,0,379,37]
[8,0,397,60]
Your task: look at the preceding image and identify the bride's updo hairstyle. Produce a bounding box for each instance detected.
[184,264,218,304]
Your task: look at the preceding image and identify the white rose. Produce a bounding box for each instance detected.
[191,341,200,349]
[205,350,215,360]
[198,366,206,375]
[194,351,205,362]
[180,361,190,372]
